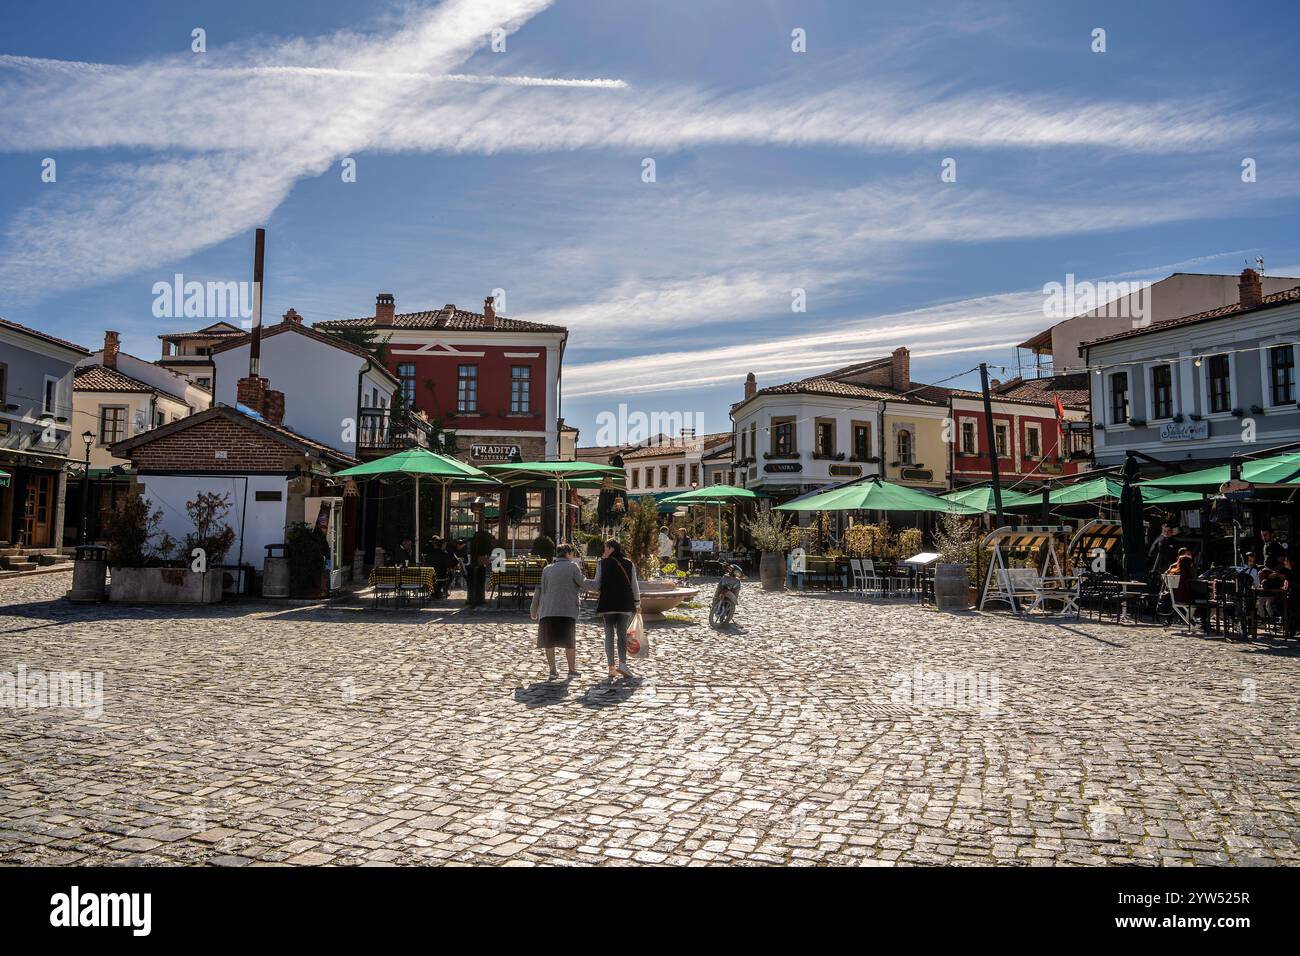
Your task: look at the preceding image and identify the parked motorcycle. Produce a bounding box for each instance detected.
[709,561,744,627]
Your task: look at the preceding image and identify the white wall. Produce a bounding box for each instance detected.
[213,329,370,454]
[138,474,288,571]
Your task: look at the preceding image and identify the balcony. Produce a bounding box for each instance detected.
[357,407,438,453]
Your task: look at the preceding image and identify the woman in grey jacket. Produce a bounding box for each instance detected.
[530,544,588,679]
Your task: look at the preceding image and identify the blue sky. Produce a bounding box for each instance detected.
[2,0,1298,443]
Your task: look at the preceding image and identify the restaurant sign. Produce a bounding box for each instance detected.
[764,462,802,473]
[471,443,521,461]
[1159,421,1208,442]
[828,464,862,478]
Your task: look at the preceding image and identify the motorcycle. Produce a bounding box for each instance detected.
[709,561,744,627]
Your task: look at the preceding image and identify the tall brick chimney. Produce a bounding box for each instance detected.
[282,308,302,324]
[375,293,395,327]
[890,347,910,390]
[744,372,756,400]
[236,375,268,414]
[262,389,286,427]
[483,295,496,329]
[1239,267,1262,309]
[103,330,120,369]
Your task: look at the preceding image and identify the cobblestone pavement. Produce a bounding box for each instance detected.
[1,570,1297,866]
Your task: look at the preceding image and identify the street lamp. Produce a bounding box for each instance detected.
[78,430,94,546]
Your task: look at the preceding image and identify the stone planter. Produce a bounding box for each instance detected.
[758,552,785,591]
[109,567,223,604]
[638,578,700,621]
[933,563,970,611]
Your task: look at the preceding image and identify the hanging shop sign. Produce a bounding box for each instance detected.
[828,464,862,478]
[764,462,802,473]
[1159,421,1208,442]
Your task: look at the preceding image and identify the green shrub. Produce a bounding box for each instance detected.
[745,510,788,553]
[530,535,556,560]
[182,491,237,566]
[103,494,167,568]
[285,522,327,596]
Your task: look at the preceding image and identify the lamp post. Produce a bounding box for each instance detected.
[78,430,93,547]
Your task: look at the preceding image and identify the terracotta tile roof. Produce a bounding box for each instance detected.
[209,320,399,383]
[949,373,1089,409]
[110,404,356,467]
[74,365,187,404]
[0,317,89,355]
[158,322,245,341]
[315,305,566,334]
[1081,284,1300,351]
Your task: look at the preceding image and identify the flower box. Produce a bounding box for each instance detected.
[109,567,223,604]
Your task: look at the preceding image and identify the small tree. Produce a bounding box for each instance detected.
[895,527,924,559]
[619,496,660,577]
[285,522,327,596]
[183,492,237,566]
[103,495,166,567]
[934,512,981,585]
[745,509,789,553]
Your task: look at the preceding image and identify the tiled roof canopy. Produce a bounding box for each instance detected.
[74,365,187,404]
[315,305,565,334]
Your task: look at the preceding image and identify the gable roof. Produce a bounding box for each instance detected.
[949,372,1090,409]
[74,364,188,404]
[0,317,89,355]
[315,304,566,335]
[159,321,245,341]
[110,404,356,467]
[209,320,399,384]
[1080,284,1300,352]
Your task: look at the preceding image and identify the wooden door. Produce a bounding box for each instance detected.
[22,472,54,547]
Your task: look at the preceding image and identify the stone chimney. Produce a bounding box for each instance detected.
[236,375,268,413]
[103,330,120,369]
[744,372,756,400]
[483,295,496,329]
[262,389,286,427]
[890,347,910,390]
[282,308,303,324]
[1239,267,1262,309]
[375,292,395,327]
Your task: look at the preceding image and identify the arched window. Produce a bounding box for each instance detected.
[896,429,913,465]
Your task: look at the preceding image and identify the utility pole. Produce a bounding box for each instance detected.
[979,363,1005,526]
[249,228,265,378]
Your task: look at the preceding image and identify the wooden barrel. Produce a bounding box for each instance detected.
[759,552,786,591]
[934,563,969,611]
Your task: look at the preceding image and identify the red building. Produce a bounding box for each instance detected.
[947,375,1092,489]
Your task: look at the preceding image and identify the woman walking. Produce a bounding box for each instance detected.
[530,544,587,680]
[587,539,640,683]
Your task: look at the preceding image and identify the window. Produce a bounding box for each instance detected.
[1268,348,1289,408]
[815,419,835,456]
[154,411,166,429]
[1025,425,1041,459]
[959,420,977,455]
[43,376,58,416]
[739,428,747,460]
[676,464,686,487]
[1109,372,1130,424]
[896,429,913,465]
[510,366,531,413]
[196,376,211,389]
[644,467,653,489]
[457,365,478,412]
[660,465,669,487]
[690,464,699,485]
[712,472,724,485]
[748,423,757,460]
[1151,364,1173,420]
[994,424,1008,457]
[852,422,871,460]
[99,406,126,445]
[397,363,417,408]
[1207,355,1231,413]
[0,363,7,406]
[772,417,795,455]
[630,470,639,489]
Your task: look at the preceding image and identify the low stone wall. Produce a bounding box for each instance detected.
[109,567,223,604]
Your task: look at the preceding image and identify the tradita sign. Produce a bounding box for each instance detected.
[471,444,520,462]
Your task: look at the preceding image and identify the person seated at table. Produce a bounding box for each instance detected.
[395,536,415,566]
[426,536,452,597]
[1243,552,1263,587]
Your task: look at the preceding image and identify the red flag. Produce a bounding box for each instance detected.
[1053,393,1066,455]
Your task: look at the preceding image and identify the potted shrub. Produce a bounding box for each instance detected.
[531,535,556,561]
[933,512,980,610]
[746,509,789,590]
[107,492,229,604]
[285,522,328,597]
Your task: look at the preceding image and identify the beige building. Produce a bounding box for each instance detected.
[157,320,244,391]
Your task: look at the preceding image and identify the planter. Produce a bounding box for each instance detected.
[637,579,700,621]
[933,563,969,611]
[759,552,785,591]
[109,567,223,604]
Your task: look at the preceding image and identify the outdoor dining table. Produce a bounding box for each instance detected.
[488,562,545,608]
[368,566,438,591]
[1110,579,1151,624]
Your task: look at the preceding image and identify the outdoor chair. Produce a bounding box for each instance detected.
[1159,573,1203,633]
[850,558,883,596]
[372,566,400,609]
[398,567,432,607]
[993,567,1046,614]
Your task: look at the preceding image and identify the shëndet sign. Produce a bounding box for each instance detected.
[1159,421,1209,442]
[471,444,521,461]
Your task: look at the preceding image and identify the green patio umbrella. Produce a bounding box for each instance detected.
[1142,488,1205,505]
[1048,476,1126,505]
[941,485,1036,512]
[662,484,762,550]
[775,477,982,515]
[1139,452,1300,491]
[336,448,495,561]
[483,460,625,543]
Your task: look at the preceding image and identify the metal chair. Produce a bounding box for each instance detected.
[372,566,399,609]
[399,567,431,607]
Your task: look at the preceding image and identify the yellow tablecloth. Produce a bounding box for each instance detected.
[369,567,438,591]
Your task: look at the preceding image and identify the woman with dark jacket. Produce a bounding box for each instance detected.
[585,539,640,683]
[675,528,691,567]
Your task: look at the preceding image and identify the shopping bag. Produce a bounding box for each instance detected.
[625,611,649,658]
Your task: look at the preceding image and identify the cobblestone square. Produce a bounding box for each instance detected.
[1,571,1297,866]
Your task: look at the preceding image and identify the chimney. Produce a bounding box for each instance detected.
[103,330,120,369]
[744,372,756,400]
[282,308,302,324]
[484,295,496,329]
[1239,267,1262,309]
[375,292,395,327]
[890,346,910,390]
[262,389,286,427]
[236,375,268,414]
[991,378,1001,389]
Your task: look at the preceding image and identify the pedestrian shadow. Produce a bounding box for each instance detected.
[578,679,639,708]
[513,680,571,709]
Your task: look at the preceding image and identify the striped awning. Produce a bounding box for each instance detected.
[1066,519,1124,559]
[980,524,1071,554]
